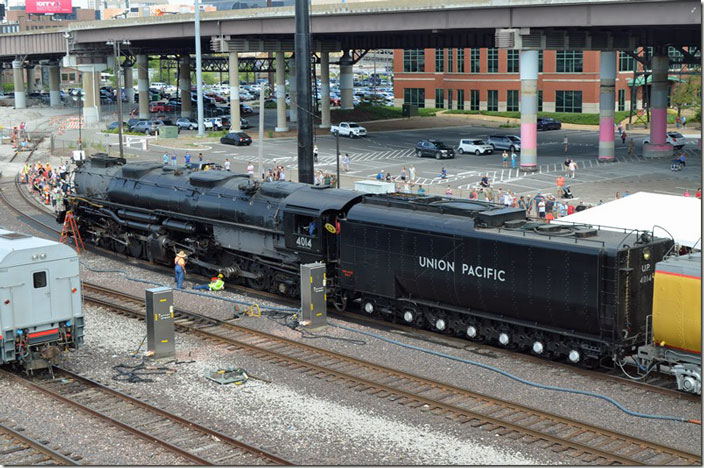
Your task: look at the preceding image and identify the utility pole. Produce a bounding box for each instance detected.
[108,40,129,160]
[295,0,313,184]
[194,0,204,136]
[258,79,265,180]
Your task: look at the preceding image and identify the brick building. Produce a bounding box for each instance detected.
[393,48,686,114]
[6,7,98,31]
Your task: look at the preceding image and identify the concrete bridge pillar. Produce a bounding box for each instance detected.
[340,50,354,110]
[228,52,241,132]
[137,54,149,119]
[643,54,672,158]
[124,65,134,104]
[289,60,297,123]
[519,50,539,171]
[275,52,288,132]
[320,51,331,129]
[48,62,61,107]
[179,55,192,118]
[12,59,26,109]
[598,51,617,161]
[79,66,104,125]
[26,66,34,95]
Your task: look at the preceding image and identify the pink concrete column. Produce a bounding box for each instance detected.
[598,51,616,161]
[519,50,539,171]
[643,54,672,158]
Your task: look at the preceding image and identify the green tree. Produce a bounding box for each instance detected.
[670,76,701,117]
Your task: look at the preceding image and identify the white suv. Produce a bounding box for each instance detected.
[643,132,686,150]
[458,138,494,155]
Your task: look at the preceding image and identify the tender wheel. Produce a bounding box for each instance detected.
[435,151,441,160]
[332,290,348,312]
[416,149,422,158]
[475,149,481,155]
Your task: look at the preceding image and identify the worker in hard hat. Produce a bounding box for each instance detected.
[193,273,225,291]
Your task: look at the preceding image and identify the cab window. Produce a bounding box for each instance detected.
[33,271,47,288]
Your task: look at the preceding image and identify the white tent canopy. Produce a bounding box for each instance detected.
[554,192,702,248]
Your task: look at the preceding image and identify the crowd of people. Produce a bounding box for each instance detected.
[21,161,73,219]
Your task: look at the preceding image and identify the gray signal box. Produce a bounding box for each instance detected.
[300,262,327,329]
[145,287,175,359]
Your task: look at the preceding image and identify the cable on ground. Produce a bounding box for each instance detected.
[112,358,176,383]
[329,323,699,424]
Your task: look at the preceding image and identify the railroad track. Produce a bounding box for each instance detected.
[2,173,700,402]
[0,368,290,465]
[0,421,80,465]
[83,282,701,466]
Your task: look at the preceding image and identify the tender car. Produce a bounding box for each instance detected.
[220,132,252,146]
[414,139,455,159]
[176,117,197,130]
[486,135,521,152]
[537,117,562,131]
[643,132,686,150]
[458,138,494,155]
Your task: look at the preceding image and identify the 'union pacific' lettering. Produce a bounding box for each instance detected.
[419,256,505,282]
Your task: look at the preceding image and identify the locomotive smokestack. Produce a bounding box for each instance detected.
[295,0,314,184]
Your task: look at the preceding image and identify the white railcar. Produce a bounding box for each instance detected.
[0,230,83,370]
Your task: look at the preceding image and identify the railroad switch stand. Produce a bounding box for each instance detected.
[59,211,85,254]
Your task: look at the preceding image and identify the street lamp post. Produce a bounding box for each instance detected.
[73,94,83,151]
[107,39,130,159]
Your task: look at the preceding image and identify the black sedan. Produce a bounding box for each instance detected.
[220,132,252,146]
[415,139,455,159]
[537,117,562,131]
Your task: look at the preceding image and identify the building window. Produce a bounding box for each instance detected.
[619,50,636,72]
[556,50,583,73]
[435,88,444,108]
[538,90,543,112]
[435,48,444,73]
[447,89,453,110]
[668,46,683,71]
[618,89,626,111]
[555,90,582,113]
[487,90,498,111]
[403,49,425,73]
[470,90,479,110]
[404,88,425,108]
[456,48,465,73]
[506,90,519,111]
[69,73,76,81]
[448,49,453,73]
[470,48,480,73]
[61,73,68,81]
[487,48,499,73]
[507,50,519,73]
[539,50,543,73]
[457,89,465,110]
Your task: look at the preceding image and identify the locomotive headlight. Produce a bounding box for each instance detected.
[642,248,651,261]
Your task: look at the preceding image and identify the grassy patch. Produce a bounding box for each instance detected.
[207,130,229,138]
[104,128,145,136]
[444,110,635,126]
[330,103,437,122]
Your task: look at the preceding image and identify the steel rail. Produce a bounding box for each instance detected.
[82,283,702,466]
[0,368,291,465]
[0,422,79,465]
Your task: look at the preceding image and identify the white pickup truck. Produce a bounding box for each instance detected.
[331,122,367,138]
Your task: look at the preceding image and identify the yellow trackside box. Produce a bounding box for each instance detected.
[652,253,701,354]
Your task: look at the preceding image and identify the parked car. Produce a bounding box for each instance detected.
[176,117,197,130]
[127,118,148,130]
[131,120,159,135]
[239,117,251,129]
[205,117,223,130]
[414,139,455,159]
[486,135,521,152]
[240,104,254,114]
[537,117,562,131]
[643,132,686,150]
[149,101,175,113]
[331,122,367,138]
[106,121,129,131]
[220,132,252,146]
[457,138,493,155]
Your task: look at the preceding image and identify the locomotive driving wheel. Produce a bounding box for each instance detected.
[246,263,269,290]
[332,290,348,312]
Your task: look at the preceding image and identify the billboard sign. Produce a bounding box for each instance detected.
[25,0,73,14]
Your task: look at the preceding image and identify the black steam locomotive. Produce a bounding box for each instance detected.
[70,156,673,364]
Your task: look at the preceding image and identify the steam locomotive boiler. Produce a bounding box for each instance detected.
[71,155,362,297]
